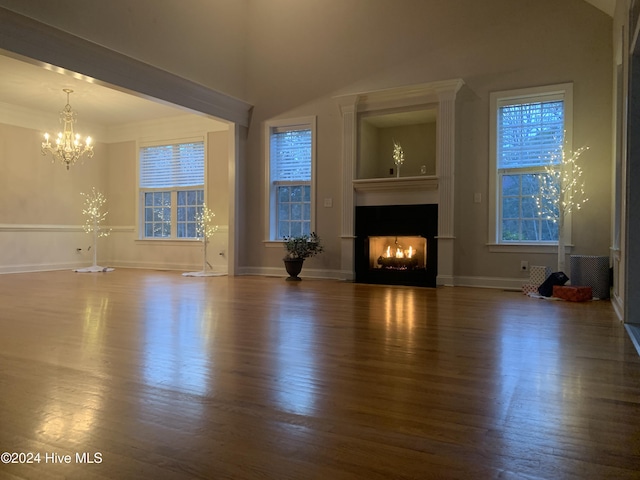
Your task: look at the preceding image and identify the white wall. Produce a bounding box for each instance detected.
[0,114,231,274]
[0,122,108,272]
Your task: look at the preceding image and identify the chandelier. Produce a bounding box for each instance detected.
[42,89,94,170]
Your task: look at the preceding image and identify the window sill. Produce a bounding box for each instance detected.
[135,238,203,246]
[264,240,285,248]
[487,243,573,254]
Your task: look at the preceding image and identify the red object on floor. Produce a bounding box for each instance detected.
[552,285,593,302]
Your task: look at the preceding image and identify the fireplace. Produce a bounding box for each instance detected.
[355,204,437,287]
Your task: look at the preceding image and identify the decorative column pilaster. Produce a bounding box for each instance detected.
[435,86,461,285]
[337,96,359,280]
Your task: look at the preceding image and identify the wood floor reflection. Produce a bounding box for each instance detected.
[1,269,639,479]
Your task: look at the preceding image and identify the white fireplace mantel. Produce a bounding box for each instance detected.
[335,79,464,284]
[353,176,439,206]
[352,176,438,192]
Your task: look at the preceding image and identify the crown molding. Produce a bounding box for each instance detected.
[106,114,229,144]
[334,79,465,113]
[0,101,227,144]
[0,100,107,139]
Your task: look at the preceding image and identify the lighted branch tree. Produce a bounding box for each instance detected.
[393,140,405,178]
[183,203,220,277]
[536,145,589,273]
[74,187,113,273]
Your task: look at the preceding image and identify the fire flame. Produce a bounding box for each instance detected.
[385,245,414,259]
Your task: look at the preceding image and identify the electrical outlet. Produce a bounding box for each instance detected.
[520,260,529,271]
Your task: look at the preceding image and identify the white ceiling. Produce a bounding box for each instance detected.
[0,53,196,128]
[0,0,616,130]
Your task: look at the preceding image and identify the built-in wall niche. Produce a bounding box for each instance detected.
[357,106,437,179]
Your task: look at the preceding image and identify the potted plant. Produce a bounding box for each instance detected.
[283,232,323,281]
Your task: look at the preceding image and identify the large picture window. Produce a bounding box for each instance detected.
[265,117,316,241]
[139,140,205,239]
[489,84,573,245]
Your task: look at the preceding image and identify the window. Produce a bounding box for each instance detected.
[489,84,573,245]
[265,117,316,240]
[139,140,205,239]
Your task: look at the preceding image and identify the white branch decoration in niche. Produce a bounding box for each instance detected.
[393,140,405,178]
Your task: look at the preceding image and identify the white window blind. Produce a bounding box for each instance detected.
[497,98,564,170]
[270,128,312,181]
[140,141,204,188]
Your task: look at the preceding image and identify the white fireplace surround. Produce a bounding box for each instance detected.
[335,79,464,285]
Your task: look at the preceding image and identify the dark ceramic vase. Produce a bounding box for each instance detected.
[283,258,304,281]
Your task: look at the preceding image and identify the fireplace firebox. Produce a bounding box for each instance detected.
[368,235,427,271]
[355,204,437,287]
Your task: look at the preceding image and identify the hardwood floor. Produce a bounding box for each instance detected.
[0,269,639,479]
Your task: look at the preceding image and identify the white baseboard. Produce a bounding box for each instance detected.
[107,260,227,274]
[611,292,624,322]
[235,269,524,289]
[0,262,87,274]
[237,266,349,280]
[0,263,539,291]
[450,275,529,290]
[0,261,227,274]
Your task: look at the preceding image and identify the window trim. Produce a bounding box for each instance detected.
[136,136,207,241]
[264,116,317,242]
[488,83,574,248]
